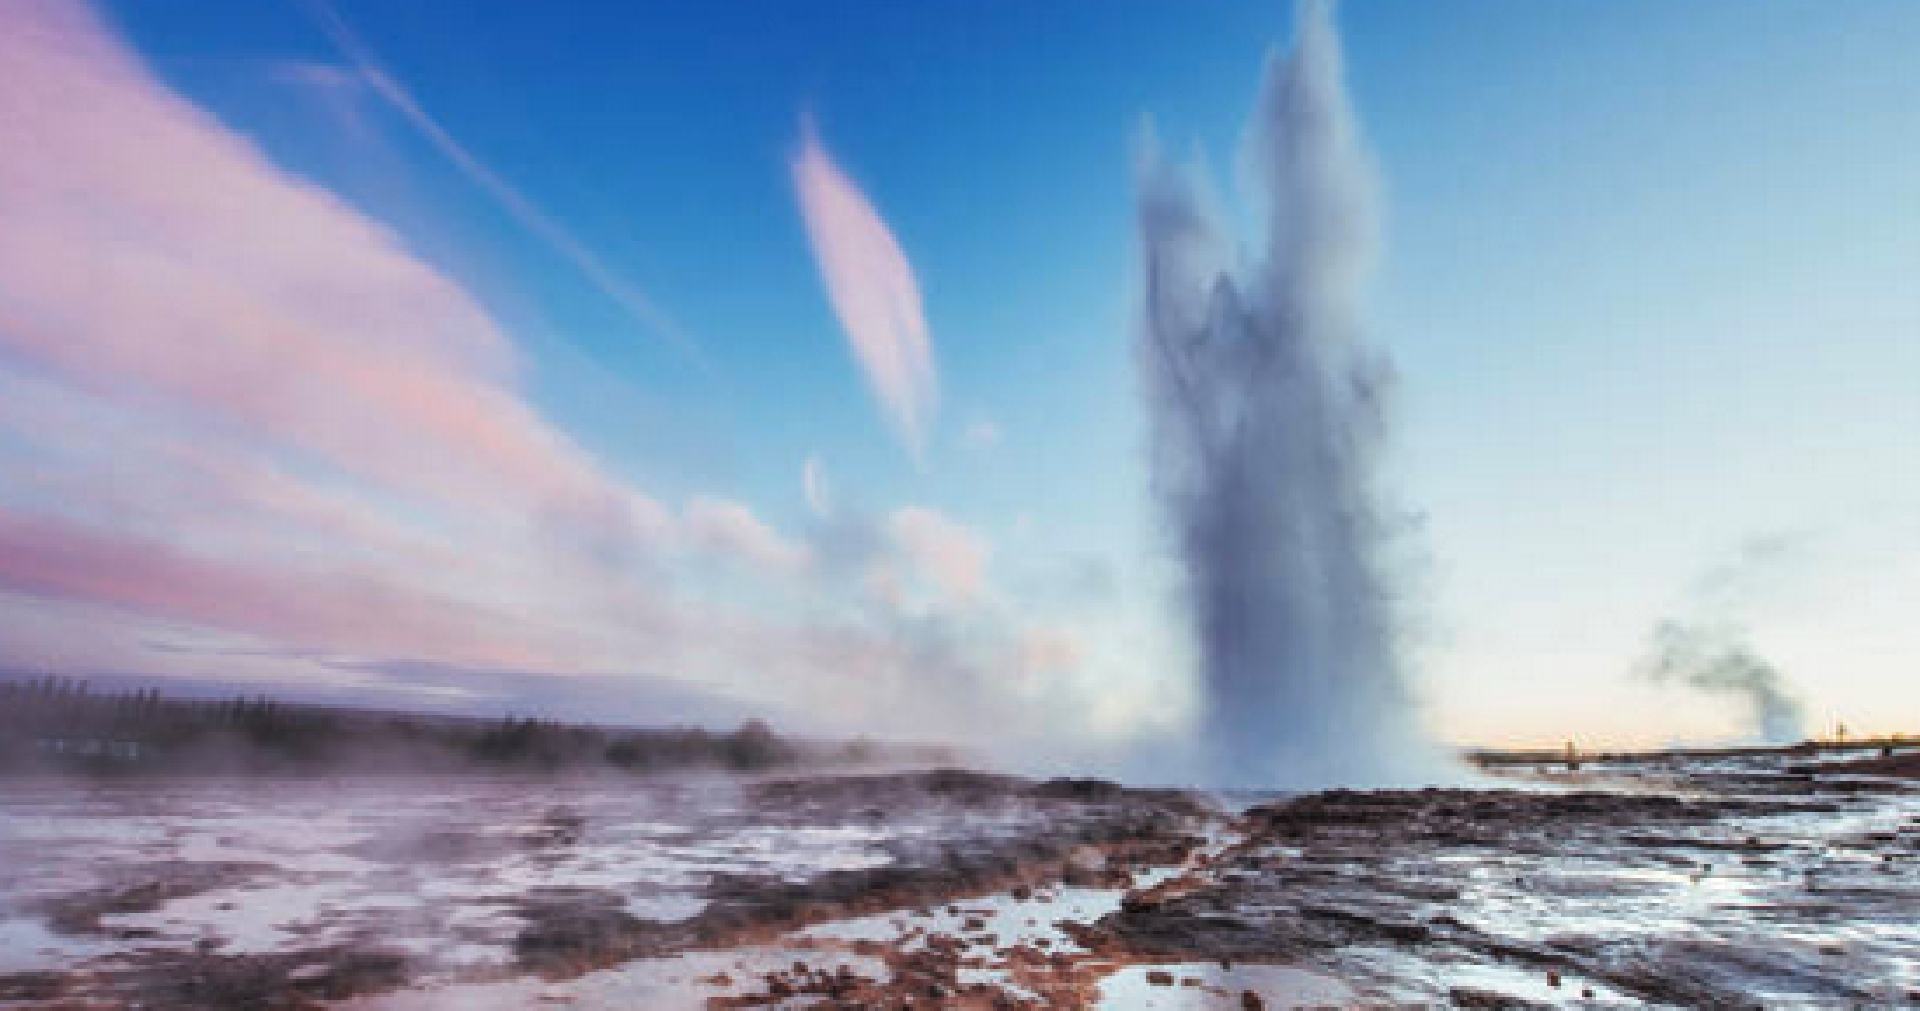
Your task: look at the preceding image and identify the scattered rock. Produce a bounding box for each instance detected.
[1450,986,1546,1009]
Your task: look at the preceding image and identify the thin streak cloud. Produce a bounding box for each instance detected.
[302,0,707,368]
[0,0,1202,759]
[803,454,833,517]
[792,115,938,459]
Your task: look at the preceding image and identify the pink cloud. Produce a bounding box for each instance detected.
[0,1,737,671]
[0,1,644,522]
[0,2,1126,752]
[684,497,811,574]
[1017,627,1085,679]
[0,509,546,667]
[791,117,938,458]
[887,506,989,603]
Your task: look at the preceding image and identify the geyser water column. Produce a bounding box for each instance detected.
[1137,0,1430,787]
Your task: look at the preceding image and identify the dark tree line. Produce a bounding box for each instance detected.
[0,678,816,776]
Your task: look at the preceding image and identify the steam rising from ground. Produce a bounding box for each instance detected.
[1636,536,1810,744]
[1639,620,1806,744]
[1136,1,1431,787]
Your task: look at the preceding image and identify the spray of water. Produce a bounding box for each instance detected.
[1137,0,1432,787]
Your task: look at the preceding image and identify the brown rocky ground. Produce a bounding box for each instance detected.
[7,764,1916,1008]
[1074,782,1920,1006]
[0,770,1212,1009]
[1803,750,1920,779]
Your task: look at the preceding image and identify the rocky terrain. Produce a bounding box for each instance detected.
[0,770,1212,1008]
[1085,779,1919,1005]
[2,756,1916,1008]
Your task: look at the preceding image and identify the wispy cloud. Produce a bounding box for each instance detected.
[791,116,938,459]
[0,0,679,672]
[0,510,535,667]
[802,453,833,517]
[301,0,706,368]
[960,418,1003,452]
[684,496,810,575]
[0,1,1158,759]
[887,506,989,604]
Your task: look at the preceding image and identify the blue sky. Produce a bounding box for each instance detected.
[1,0,1915,751]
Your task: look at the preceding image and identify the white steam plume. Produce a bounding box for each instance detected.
[1639,619,1807,745]
[1137,0,1433,787]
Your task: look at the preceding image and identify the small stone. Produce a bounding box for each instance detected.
[1450,987,1527,1009]
[1241,992,1266,1010]
[1146,970,1175,987]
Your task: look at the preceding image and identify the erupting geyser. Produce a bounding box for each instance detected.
[1137,0,1431,787]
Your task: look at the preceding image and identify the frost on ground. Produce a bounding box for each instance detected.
[0,759,1917,1008]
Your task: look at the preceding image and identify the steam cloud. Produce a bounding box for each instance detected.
[1137,0,1429,787]
[1638,620,1807,744]
[1635,535,1810,745]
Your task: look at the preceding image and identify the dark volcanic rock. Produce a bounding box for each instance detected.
[0,971,64,1003]
[37,860,273,935]
[500,770,1209,978]
[100,944,409,1009]
[1449,986,1549,1009]
[1084,784,1906,1005]
[1813,751,1920,779]
[510,887,685,973]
